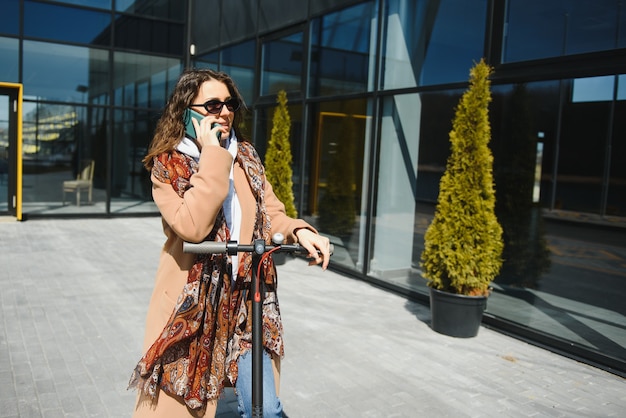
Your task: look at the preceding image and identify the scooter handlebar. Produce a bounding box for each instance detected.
[183,241,334,256]
[183,241,227,254]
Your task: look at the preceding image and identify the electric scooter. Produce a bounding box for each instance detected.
[184,233,333,417]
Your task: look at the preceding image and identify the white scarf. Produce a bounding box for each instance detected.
[177,133,242,279]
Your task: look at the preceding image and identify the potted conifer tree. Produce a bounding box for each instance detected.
[420,59,504,338]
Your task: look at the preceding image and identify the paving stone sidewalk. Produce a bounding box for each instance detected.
[0,217,624,417]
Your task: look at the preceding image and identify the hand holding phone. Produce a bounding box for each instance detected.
[183,108,204,140]
[183,109,222,142]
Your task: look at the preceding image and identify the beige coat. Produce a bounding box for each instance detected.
[134,144,311,417]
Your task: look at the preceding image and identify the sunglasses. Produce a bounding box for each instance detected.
[189,98,241,114]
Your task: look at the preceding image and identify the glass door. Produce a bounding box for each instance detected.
[0,84,22,219]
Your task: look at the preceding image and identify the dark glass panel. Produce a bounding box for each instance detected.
[504,0,620,62]
[0,0,20,35]
[149,65,181,108]
[416,89,463,203]
[0,37,20,82]
[23,41,110,104]
[255,102,304,209]
[382,0,487,89]
[111,109,155,201]
[116,0,184,20]
[209,0,257,49]
[50,0,112,9]
[24,1,112,46]
[261,32,303,96]
[113,51,181,109]
[309,2,375,96]
[555,77,611,214]
[621,4,626,48]
[194,51,219,70]
[221,41,256,104]
[113,15,184,55]
[258,0,307,33]
[308,98,370,272]
[607,74,626,216]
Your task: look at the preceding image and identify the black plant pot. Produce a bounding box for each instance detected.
[429,288,487,338]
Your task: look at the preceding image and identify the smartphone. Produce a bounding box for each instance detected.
[183,109,222,141]
[183,108,205,140]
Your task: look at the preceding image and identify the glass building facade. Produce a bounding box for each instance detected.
[1,0,624,376]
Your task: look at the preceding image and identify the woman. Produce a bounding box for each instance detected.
[129,69,330,417]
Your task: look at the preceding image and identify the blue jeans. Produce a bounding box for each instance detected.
[235,350,283,417]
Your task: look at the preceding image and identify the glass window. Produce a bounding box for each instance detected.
[116,0,184,20]
[113,14,184,55]
[382,0,487,89]
[261,32,303,96]
[503,0,621,62]
[309,2,377,97]
[194,51,219,71]
[111,109,157,203]
[572,75,615,103]
[51,0,112,9]
[258,0,307,33]
[23,41,110,104]
[369,93,423,286]
[21,102,107,215]
[254,102,304,208]
[149,65,181,108]
[308,99,372,273]
[221,41,256,105]
[414,89,462,203]
[24,1,112,46]
[0,37,19,82]
[0,0,19,35]
[113,51,181,109]
[554,78,611,214]
[608,75,626,216]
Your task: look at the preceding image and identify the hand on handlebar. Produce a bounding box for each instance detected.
[295,228,331,270]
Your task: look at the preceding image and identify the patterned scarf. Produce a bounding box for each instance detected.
[128,141,284,410]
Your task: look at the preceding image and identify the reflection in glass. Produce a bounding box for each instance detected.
[262,32,303,96]
[0,37,19,82]
[255,102,303,209]
[113,51,181,108]
[309,99,371,272]
[572,76,614,103]
[608,80,626,216]
[51,0,111,10]
[23,41,109,104]
[24,1,112,45]
[116,0,184,21]
[194,51,219,71]
[113,14,184,56]
[370,94,421,286]
[112,109,155,202]
[556,79,610,214]
[504,0,621,62]
[0,94,9,212]
[221,41,256,105]
[492,84,551,290]
[0,0,20,35]
[382,0,486,89]
[309,2,376,96]
[21,102,106,214]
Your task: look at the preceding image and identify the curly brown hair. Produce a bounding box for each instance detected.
[142,68,247,170]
